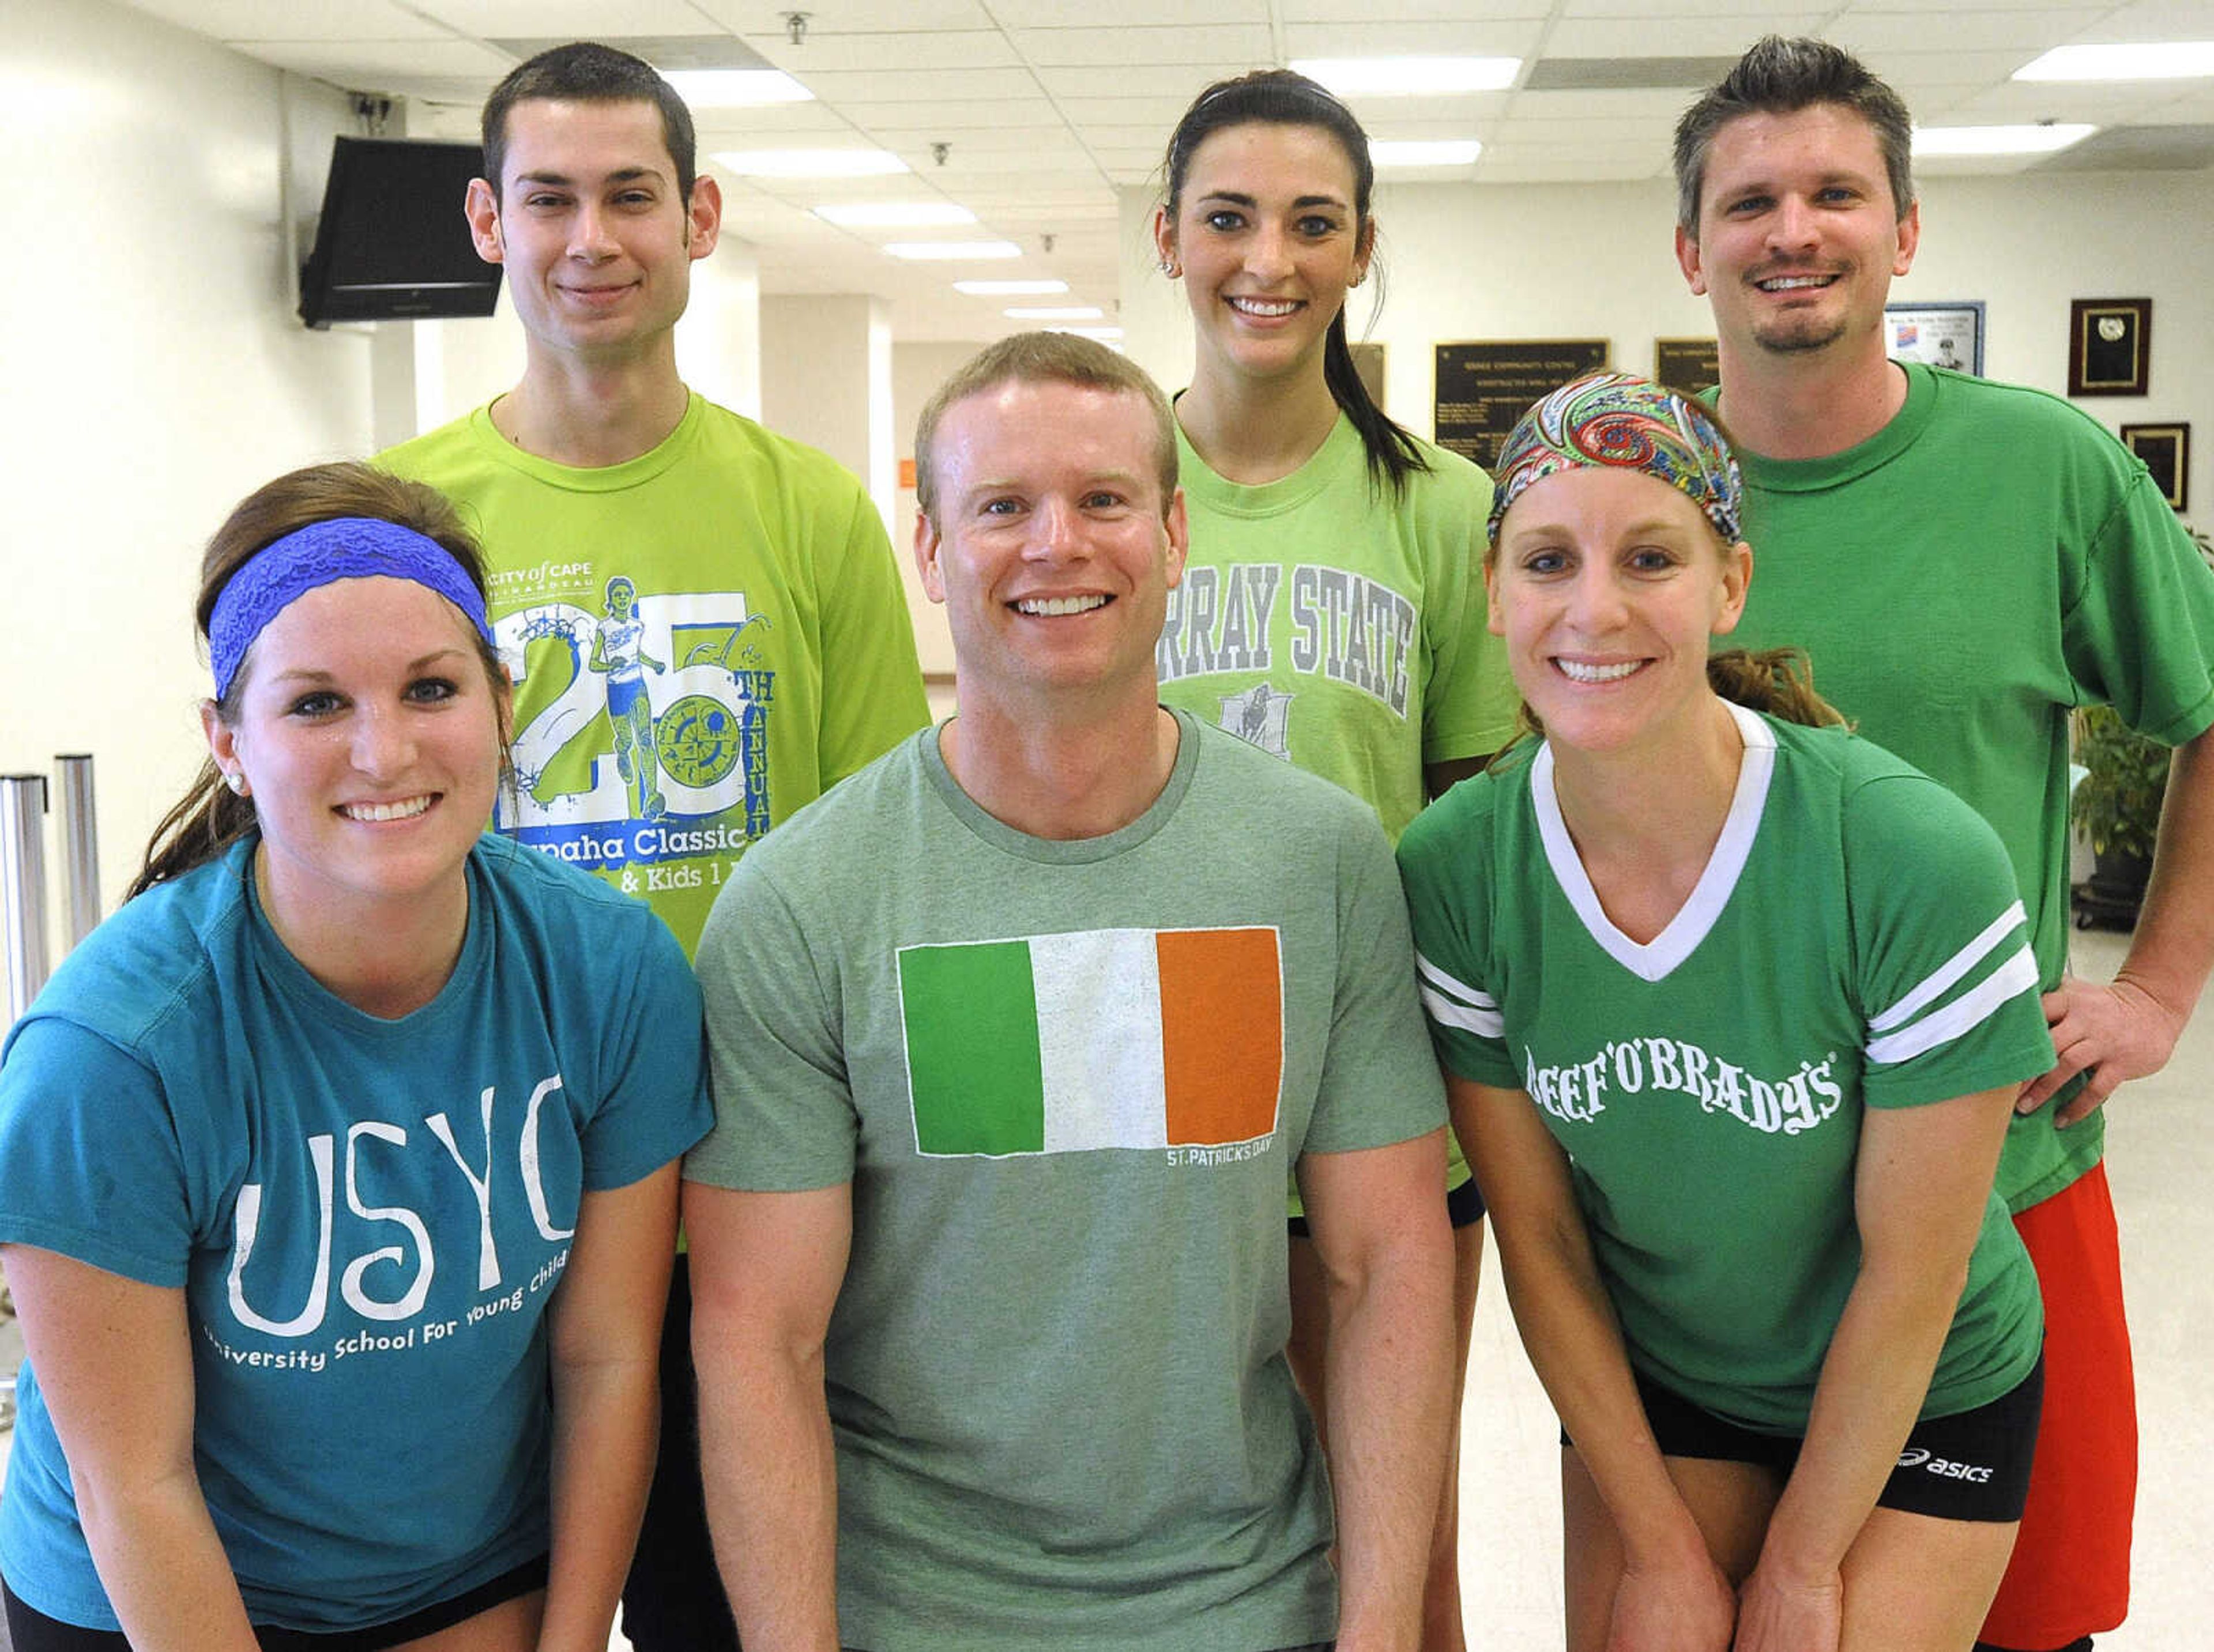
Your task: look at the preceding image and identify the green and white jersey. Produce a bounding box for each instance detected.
[1398,707,2052,1432]
[382,394,929,957]
[686,711,1446,1652]
[1714,364,2214,1208]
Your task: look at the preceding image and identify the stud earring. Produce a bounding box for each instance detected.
[225,772,248,795]
[1159,258,1181,278]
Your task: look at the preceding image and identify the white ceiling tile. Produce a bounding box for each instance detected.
[2064,0,2214,38]
[1279,0,1550,17]
[1923,82,2184,124]
[691,0,999,26]
[1034,63,1238,100]
[1493,115,1679,145]
[1011,25,1276,69]
[690,105,863,139]
[1073,123,1181,149]
[785,68,1045,102]
[851,100,1064,131]
[1829,10,2108,55]
[1541,17,1830,57]
[1504,87,1712,120]
[1281,20,1544,56]
[1053,95,1221,124]
[1853,48,2050,90]
[747,31,1023,73]
[117,0,447,39]
[1342,90,1513,123]
[995,0,1272,22]
[235,37,518,81]
[408,0,722,36]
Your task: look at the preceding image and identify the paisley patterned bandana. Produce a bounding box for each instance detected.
[1486,371,1744,548]
[209,517,494,698]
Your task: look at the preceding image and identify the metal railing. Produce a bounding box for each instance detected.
[3,755,103,1025]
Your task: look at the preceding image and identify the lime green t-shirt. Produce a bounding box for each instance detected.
[1158,416,1518,844]
[1716,365,2214,1208]
[383,394,929,956]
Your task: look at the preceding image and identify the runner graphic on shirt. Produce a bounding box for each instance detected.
[588,575,669,820]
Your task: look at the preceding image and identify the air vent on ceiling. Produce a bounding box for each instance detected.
[1523,56,1740,92]
[2033,123,2214,172]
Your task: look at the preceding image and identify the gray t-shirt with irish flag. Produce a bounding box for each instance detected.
[686,709,1446,1652]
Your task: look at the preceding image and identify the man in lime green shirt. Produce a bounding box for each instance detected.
[383,42,926,1652]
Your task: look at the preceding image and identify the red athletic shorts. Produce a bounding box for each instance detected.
[1979,1160,2136,1649]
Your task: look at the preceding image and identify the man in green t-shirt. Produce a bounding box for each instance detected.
[684,334,1455,1652]
[1671,37,2214,1652]
[381,42,928,1652]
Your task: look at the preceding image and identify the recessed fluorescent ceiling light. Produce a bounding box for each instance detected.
[712,148,908,178]
[1292,56,1519,95]
[2015,42,2214,81]
[1372,139,1483,167]
[955,279,1069,295]
[814,202,977,227]
[1912,123,2097,156]
[661,69,812,106]
[884,240,1023,260]
[1004,305,1104,320]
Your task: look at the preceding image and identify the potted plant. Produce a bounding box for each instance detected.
[2070,704,2169,927]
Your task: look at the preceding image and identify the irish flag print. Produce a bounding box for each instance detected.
[898,926,1284,1158]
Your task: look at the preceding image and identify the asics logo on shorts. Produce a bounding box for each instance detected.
[1896,1447,1994,1483]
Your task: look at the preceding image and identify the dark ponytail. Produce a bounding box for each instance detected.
[1163,69,1432,499]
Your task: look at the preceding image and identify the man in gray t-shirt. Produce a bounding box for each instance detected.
[683,333,1455,1652]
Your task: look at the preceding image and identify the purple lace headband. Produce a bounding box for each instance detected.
[1487,371,1744,548]
[208,517,494,698]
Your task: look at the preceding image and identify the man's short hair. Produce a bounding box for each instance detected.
[481,41,698,204]
[1673,36,1915,233]
[913,334,1178,527]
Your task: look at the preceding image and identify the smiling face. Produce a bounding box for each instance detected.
[205,576,508,931]
[1675,102,1918,364]
[1489,466,1750,759]
[465,96,721,364]
[1155,120,1372,389]
[915,378,1187,716]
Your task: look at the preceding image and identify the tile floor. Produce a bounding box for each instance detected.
[3,926,2206,1650]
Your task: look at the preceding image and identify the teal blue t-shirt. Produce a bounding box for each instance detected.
[0,835,711,1632]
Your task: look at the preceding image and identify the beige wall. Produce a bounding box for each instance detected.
[2,0,378,995]
[1120,170,2213,518]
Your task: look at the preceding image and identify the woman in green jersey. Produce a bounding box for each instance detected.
[1153,71,1517,1646]
[1398,374,2051,1652]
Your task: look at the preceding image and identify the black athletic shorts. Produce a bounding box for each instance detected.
[3,1555,547,1652]
[1562,1354,2043,1523]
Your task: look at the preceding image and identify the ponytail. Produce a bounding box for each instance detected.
[1705,647,1848,729]
[1322,306,1430,499]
